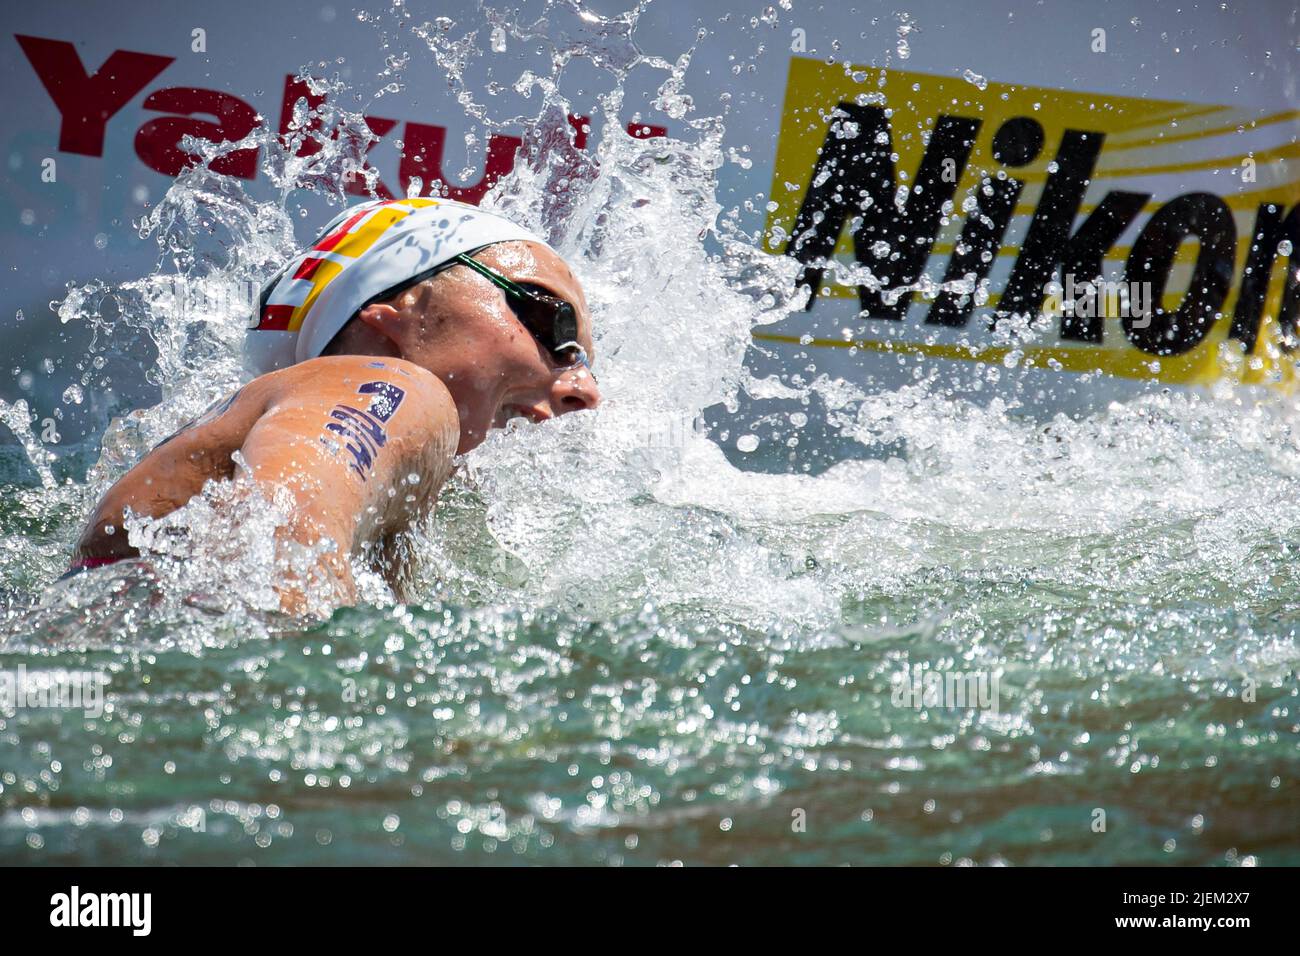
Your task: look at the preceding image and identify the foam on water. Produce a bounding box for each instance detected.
[0,1,1297,864]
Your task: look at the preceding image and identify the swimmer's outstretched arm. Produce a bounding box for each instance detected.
[234,358,460,613]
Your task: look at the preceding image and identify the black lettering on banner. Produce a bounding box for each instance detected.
[1229,202,1300,352]
[1123,192,1237,355]
[1053,191,1150,341]
[786,103,979,318]
[999,129,1148,342]
[995,129,1104,322]
[998,128,1154,343]
[928,117,1044,327]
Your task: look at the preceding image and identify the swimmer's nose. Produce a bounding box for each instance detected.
[551,365,601,414]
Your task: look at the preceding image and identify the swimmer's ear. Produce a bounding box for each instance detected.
[356,302,404,346]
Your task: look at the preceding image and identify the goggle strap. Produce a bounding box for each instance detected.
[453,253,531,300]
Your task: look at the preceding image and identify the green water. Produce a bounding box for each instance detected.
[1,428,1297,865]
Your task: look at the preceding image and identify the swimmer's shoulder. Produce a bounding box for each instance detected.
[257,356,460,460]
[144,357,455,461]
[264,354,438,388]
[263,356,455,422]
[77,358,458,563]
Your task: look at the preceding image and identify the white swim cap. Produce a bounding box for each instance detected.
[244,197,551,375]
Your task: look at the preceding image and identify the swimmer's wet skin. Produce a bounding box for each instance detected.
[70,199,600,612]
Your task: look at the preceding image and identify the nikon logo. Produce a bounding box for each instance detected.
[768,59,1299,365]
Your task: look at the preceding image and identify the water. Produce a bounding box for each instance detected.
[1,2,1298,866]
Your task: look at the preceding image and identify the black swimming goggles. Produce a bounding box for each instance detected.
[348,243,587,369]
[361,245,590,370]
[452,253,590,371]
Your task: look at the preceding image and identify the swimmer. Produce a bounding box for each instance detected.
[67,198,600,611]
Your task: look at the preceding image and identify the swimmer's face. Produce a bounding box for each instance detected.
[358,240,600,453]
